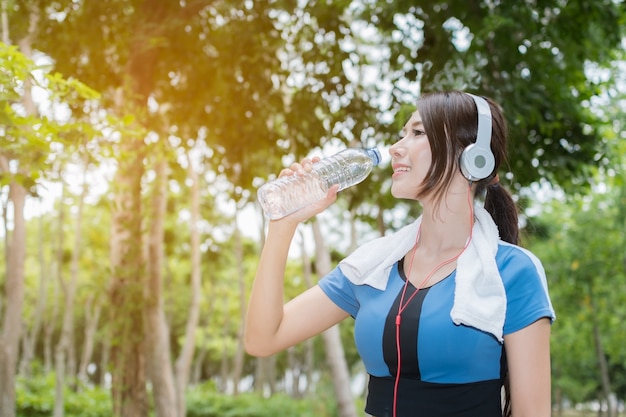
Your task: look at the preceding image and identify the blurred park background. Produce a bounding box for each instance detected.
[1,1,625,416]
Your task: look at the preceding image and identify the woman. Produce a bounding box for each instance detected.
[245,91,555,417]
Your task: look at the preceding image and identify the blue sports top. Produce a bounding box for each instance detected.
[318,241,555,417]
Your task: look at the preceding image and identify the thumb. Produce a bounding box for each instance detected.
[321,184,340,205]
[308,184,339,214]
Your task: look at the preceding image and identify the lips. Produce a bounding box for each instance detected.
[392,164,411,175]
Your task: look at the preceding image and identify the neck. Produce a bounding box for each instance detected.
[418,181,474,252]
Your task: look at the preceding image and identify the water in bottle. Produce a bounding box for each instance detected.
[258,147,381,220]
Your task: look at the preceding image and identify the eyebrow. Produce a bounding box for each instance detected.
[402,120,424,132]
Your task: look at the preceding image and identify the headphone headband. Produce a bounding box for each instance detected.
[460,93,495,181]
[466,93,492,150]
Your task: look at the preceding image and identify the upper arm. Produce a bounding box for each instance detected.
[504,317,552,417]
[261,285,350,356]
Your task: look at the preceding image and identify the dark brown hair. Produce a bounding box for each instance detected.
[416,91,519,245]
[418,91,517,417]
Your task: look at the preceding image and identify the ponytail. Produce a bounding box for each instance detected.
[479,177,518,417]
[483,181,519,245]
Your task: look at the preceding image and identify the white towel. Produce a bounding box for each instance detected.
[338,205,506,342]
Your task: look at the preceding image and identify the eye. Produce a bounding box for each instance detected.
[412,129,425,136]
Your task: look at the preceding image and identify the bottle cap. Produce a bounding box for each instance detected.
[368,148,382,166]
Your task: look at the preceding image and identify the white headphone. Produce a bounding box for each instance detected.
[459,93,495,181]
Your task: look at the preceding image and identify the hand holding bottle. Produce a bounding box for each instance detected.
[258,147,381,220]
[270,156,339,225]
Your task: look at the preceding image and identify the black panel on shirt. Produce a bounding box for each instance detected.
[381,257,429,378]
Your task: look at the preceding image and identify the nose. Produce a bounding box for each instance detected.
[389,139,404,159]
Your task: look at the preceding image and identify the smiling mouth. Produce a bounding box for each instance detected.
[393,167,411,173]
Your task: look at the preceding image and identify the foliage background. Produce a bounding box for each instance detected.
[1,0,625,416]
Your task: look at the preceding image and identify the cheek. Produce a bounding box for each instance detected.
[415,141,433,174]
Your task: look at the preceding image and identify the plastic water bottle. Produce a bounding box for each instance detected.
[258,148,382,220]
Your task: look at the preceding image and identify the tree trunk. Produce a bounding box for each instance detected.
[99,335,110,387]
[254,356,277,395]
[286,347,297,396]
[299,231,317,398]
[78,294,102,385]
[218,284,232,393]
[0,11,36,414]
[107,0,170,410]
[145,159,177,417]
[191,346,206,384]
[54,159,88,417]
[19,213,49,378]
[268,355,278,394]
[253,358,265,394]
[589,283,615,417]
[1,0,8,44]
[231,211,246,395]
[553,385,562,416]
[219,316,230,392]
[220,317,230,392]
[311,220,358,417]
[44,210,62,375]
[43,315,55,373]
[109,117,148,416]
[174,151,203,417]
[0,196,6,317]
[0,181,27,417]
[376,204,386,237]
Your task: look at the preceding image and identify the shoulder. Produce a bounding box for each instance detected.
[496,241,556,334]
[318,266,360,316]
[496,241,547,287]
[497,241,544,270]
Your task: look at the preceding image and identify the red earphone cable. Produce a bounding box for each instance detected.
[392,183,474,417]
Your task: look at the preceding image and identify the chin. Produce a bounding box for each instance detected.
[391,188,419,201]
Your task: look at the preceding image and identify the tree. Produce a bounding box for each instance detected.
[312,219,358,417]
[356,0,624,191]
[173,149,203,417]
[527,187,626,414]
[144,150,177,417]
[24,2,347,414]
[54,154,88,417]
[0,20,99,412]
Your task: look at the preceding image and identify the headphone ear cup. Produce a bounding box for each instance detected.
[460,143,495,181]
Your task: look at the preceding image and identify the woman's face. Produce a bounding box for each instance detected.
[389,111,433,199]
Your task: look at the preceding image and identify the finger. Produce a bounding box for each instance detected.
[278,167,295,177]
[291,161,308,175]
[279,161,305,177]
[325,184,339,202]
[301,158,314,172]
[278,156,318,178]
